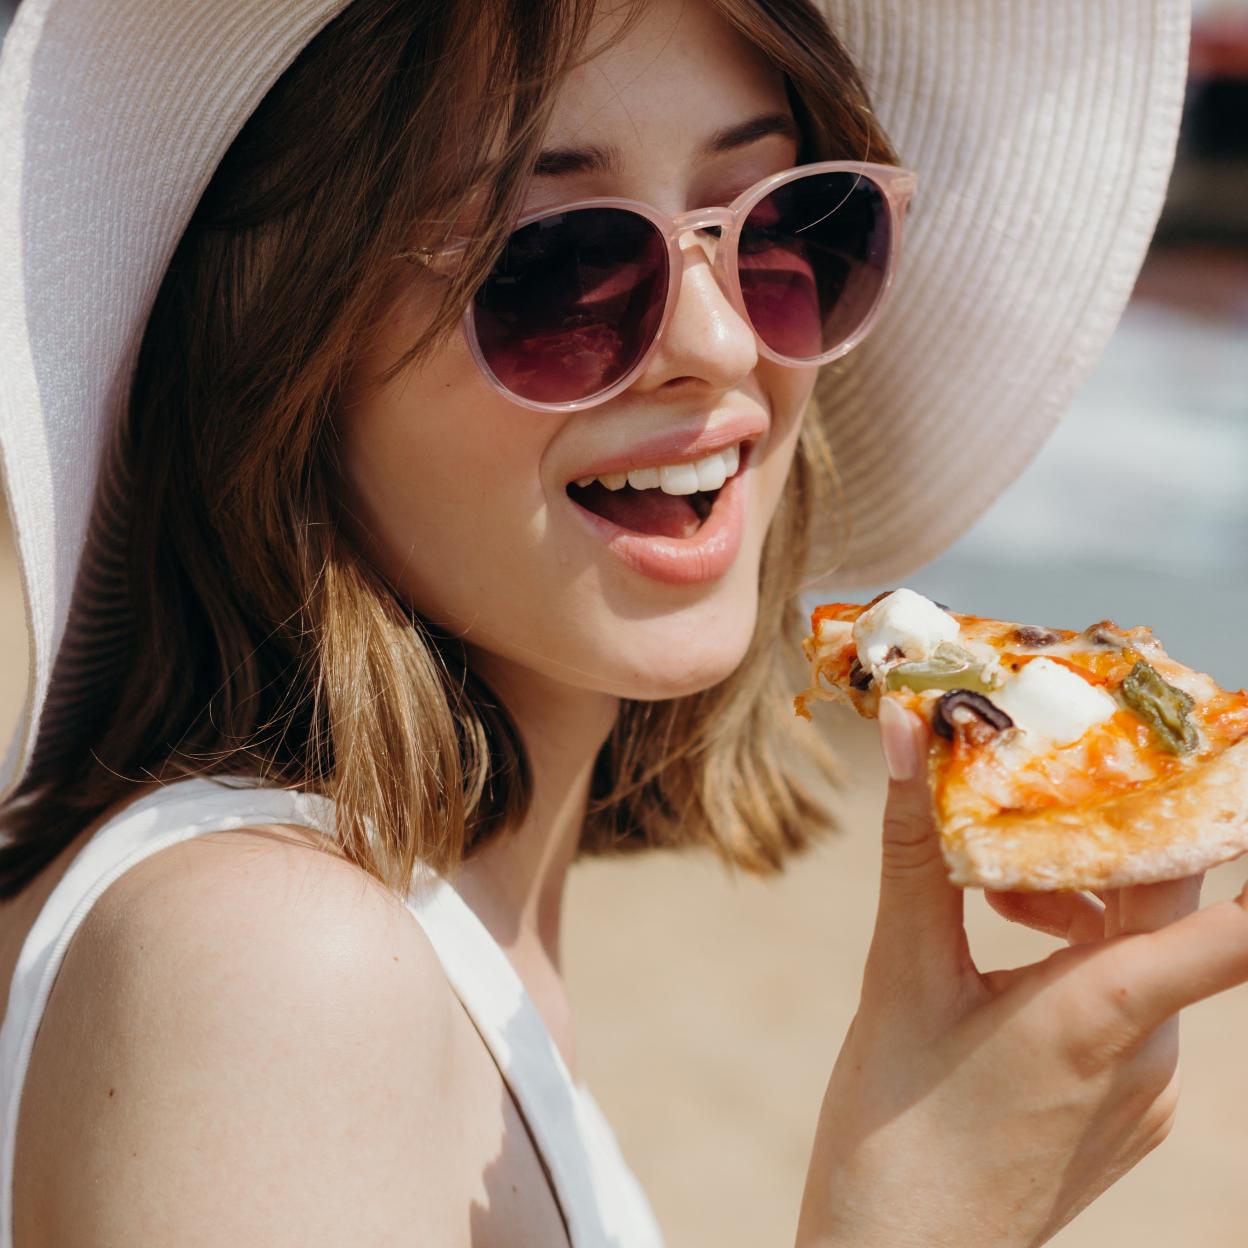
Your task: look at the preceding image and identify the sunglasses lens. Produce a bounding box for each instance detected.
[737,170,891,361]
[472,208,668,405]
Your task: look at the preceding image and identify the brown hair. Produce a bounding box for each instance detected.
[0,0,897,899]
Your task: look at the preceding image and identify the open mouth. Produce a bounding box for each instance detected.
[565,441,751,540]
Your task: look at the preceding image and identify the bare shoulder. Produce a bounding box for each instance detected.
[14,826,471,1247]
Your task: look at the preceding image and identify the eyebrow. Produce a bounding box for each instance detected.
[532,111,799,177]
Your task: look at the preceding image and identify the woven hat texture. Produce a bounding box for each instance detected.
[813,1,1189,585]
[0,0,1190,802]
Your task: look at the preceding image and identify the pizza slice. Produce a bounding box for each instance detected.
[795,588,1248,891]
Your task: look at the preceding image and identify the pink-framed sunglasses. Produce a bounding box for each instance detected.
[404,160,917,413]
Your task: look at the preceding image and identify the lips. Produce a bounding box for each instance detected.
[564,442,753,585]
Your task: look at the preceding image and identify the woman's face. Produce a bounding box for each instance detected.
[337,0,817,707]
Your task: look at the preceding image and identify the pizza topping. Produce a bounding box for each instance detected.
[852,588,960,673]
[991,657,1119,748]
[932,690,1015,745]
[1120,661,1199,755]
[1081,620,1163,658]
[885,642,998,694]
[1013,625,1060,648]
[1083,622,1123,648]
[848,659,873,691]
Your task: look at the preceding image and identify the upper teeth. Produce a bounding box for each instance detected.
[574,443,741,496]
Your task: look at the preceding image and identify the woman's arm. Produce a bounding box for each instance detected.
[795,699,1248,1248]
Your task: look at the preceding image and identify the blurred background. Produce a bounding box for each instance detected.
[2,1,1246,1243]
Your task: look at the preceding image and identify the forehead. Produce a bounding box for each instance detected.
[543,0,790,161]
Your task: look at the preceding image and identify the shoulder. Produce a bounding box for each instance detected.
[15,824,466,1245]
[66,821,456,1036]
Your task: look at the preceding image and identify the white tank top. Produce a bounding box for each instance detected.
[0,775,665,1247]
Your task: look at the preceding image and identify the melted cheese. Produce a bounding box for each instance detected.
[815,617,853,652]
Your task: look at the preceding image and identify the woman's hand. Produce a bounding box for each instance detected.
[795,700,1248,1248]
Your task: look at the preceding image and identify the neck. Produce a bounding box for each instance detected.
[454,657,619,974]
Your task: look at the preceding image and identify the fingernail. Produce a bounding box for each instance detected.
[879,697,918,782]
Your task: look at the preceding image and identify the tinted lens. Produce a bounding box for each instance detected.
[472,208,668,405]
[737,170,891,360]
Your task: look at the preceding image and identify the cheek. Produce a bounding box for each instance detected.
[335,298,553,615]
[750,361,817,517]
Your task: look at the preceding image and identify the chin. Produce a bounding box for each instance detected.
[592,609,761,702]
[622,666,742,702]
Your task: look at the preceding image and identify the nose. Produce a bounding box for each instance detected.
[630,228,758,397]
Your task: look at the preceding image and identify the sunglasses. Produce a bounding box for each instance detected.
[404,161,917,413]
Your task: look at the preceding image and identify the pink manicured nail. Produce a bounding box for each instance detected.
[879,697,918,782]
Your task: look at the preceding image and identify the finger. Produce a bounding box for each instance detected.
[1118,873,1205,935]
[1101,889,1121,938]
[870,699,966,975]
[985,888,1106,945]
[1089,884,1248,1037]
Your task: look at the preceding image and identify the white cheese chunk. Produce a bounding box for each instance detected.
[991,658,1118,748]
[852,588,960,671]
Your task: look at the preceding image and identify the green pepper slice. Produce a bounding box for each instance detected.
[1120,661,1199,755]
[884,643,994,694]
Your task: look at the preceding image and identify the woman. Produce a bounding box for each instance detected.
[0,0,1242,1244]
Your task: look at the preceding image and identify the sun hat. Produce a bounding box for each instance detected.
[0,0,1190,805]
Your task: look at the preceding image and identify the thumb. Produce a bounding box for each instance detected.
[869,698,967,981]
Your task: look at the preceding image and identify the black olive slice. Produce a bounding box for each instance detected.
[933,689,1015,745]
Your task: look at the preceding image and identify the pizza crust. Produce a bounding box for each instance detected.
[941,736,1248,891]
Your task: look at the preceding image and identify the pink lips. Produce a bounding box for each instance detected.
[566,443,751,586]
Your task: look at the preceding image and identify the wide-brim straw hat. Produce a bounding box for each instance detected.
[0,0,1190,804]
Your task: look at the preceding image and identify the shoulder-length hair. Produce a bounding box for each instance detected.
[0,0,897,899]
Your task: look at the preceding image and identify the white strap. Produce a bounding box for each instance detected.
[408,873,619,1245]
